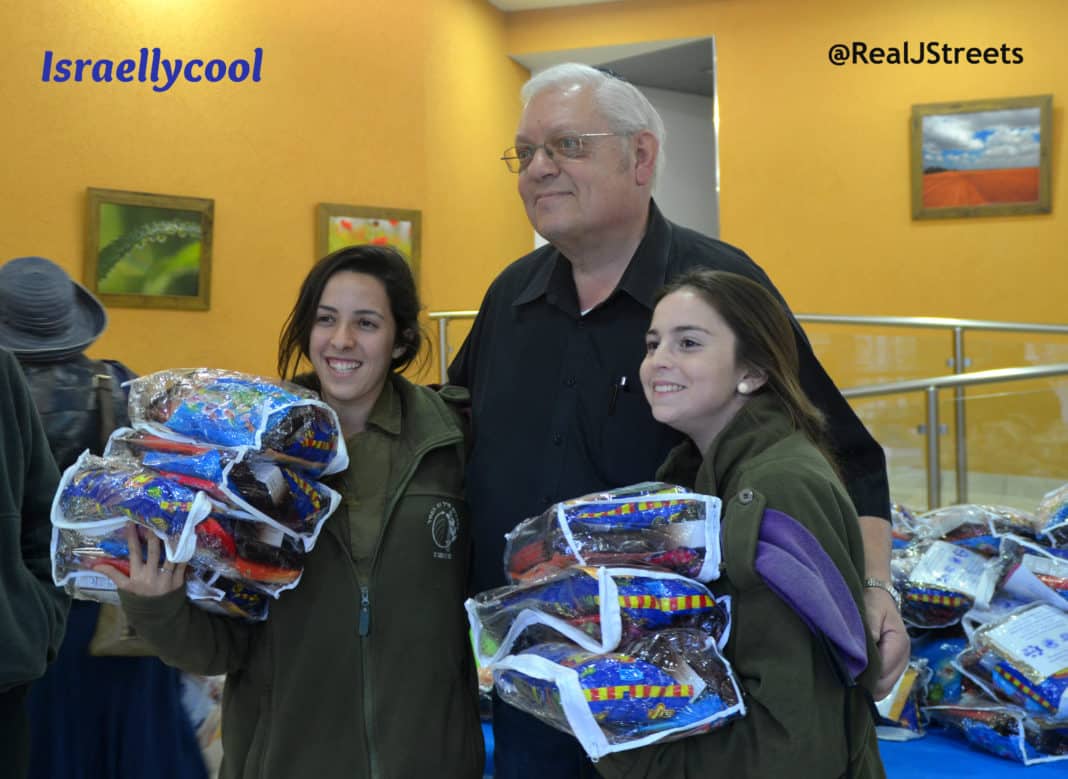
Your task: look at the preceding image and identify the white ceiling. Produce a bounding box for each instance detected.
[511,38,715,97]
[488,0,620,12]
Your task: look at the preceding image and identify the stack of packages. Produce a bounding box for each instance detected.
[49,368,348,621]
[874,486,1068,766]
[466,482,746,760]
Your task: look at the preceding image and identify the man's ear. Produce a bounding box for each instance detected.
[633,131,659,187]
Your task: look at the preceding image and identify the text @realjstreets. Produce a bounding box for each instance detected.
[41,48,263,92]
[827,41,1023,66]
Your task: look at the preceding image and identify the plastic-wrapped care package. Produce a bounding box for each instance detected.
[467,566,730,686]
[125,368,348,478]
[106,427,340,552]
[504,482,722,585]
[954,603,1068,720]
[52,452,210,563]
[493,629,746,760]
[892,540,1001,629]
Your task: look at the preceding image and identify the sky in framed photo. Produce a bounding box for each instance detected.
[921,108,1041,207]
[327,215,413,259]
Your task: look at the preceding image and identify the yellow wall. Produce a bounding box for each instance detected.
[504,0,1064,325]
[503,0,1068,479]
[0,0,529,379]
[425,0,533,374]
[2,0,1064,476]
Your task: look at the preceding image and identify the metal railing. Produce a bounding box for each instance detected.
[842,363,1068,509]
[429,310,478,384]
[796,315,1068,505]
[429,309,1068,508]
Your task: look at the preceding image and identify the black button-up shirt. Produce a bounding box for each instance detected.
[449,201,888,593]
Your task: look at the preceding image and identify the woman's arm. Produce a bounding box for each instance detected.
[96,525,256,676]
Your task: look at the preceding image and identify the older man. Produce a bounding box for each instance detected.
[449,63,907,777]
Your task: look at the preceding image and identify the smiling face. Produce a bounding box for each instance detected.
[640,288,766,452]
[309,270,403,434]
[515,84,652,255]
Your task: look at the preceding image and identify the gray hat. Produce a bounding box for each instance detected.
[0,256,108,362]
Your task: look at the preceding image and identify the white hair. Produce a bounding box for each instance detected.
[521,63,666,185]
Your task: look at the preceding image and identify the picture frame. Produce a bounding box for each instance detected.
[85,187,213,310]
[316,203,421,285]
[910,94,1052,220]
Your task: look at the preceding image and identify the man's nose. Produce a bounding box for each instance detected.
[525,144,559,177]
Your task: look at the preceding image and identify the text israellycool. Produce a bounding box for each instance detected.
[41,48,264,92]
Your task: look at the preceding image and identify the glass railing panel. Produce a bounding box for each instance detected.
[803,324,955,388]
[804,323,1068,386]
[959,377,1067,512]
[957,330,1068,372]
[847,378,1067,513]
[847,392,928,512]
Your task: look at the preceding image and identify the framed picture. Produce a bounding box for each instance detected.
[85,187,213,310]
[910,94,1052,220]
[316,203,421,285]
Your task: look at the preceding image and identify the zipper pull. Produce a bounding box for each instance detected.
[359,586,371,636]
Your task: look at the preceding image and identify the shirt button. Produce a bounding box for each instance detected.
[738,489,754,504]
[552,433,563,446]
[565,376,576,387]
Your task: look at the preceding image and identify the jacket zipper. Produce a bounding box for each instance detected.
[359,425,463,779]
[360,581,379,779]
[359,585,371,636]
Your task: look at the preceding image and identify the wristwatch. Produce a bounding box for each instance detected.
[862,578,901,611]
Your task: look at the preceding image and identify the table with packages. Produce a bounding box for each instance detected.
[879,731,1064,777]
[480,722,1065,777]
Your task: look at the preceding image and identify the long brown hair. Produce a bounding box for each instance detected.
[657,269,828,448]
[277,245,425,380]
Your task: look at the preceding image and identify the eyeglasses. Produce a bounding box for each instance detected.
[500,132,624,173]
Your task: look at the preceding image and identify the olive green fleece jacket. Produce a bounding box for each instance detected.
[119,374,483,779]
[597,393,884,779]
[0,348,69,693]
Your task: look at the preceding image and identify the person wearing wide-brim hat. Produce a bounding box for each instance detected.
[0,256,128,470]
[0,256,108,362]
[0,256,209,779]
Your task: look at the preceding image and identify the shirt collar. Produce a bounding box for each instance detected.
[513,243,572,308]
[615,199,672,310]
[511,199,672,313]
[363,374,402,436]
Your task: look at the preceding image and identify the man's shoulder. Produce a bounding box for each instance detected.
[482,243,554,302]
[666,221,762,276]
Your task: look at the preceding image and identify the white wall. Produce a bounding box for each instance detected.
[646,86,719,238]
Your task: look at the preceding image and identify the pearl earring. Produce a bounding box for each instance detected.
[738,382,751,395]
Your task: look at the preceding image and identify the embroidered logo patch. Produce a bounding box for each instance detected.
[427,501,459,560]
